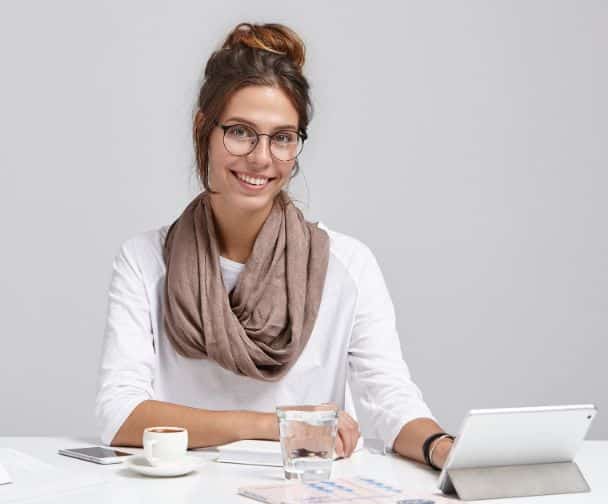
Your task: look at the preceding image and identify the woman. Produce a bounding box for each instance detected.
[95,22,454,470]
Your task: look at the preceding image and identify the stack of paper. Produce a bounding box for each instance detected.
[214,438,366,467]
[215,440,284,467]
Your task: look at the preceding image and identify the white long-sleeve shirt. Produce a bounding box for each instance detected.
[95,222,435,447]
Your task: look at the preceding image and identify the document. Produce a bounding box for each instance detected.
[239,477,453,503]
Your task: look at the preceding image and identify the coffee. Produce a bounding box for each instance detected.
[143,426,189,466]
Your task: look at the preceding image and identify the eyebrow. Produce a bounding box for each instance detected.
[223,116,298,131]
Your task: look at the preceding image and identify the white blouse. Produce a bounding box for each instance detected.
[95,222,435,447]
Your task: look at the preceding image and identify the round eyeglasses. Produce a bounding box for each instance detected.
[214,121,307,162]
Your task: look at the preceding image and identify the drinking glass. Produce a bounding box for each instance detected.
[276,404,338,481]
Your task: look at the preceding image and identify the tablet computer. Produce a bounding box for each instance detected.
[438,404,597,494]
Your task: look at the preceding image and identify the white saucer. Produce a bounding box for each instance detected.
[125,455,204,477]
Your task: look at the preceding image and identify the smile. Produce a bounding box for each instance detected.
[231,171,274,189]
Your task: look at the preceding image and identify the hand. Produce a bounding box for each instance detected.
[261,407,360,458]
[333,410,360,458]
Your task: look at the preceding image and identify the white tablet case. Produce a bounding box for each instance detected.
[439,404,597,501]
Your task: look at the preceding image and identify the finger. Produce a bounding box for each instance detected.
[339,411,360,436]
[334,433,344,458]
[347,425,361,456]
[337,423,356,457]
[338,413,360,456]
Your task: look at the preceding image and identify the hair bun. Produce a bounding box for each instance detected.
[222,22,305,71]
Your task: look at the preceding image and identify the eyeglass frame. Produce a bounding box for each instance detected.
[213,119,308,161]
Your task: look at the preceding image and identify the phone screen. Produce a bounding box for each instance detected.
[67,447,132,458]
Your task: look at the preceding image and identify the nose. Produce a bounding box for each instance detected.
[247,134,273,167]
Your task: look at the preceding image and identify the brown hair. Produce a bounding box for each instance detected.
[194,23,312,193]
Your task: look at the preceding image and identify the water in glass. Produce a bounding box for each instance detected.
[277,405,338,481]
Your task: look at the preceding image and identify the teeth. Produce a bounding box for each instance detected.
[235,172,269,186]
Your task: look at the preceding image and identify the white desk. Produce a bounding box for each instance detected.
[0,437,606,503]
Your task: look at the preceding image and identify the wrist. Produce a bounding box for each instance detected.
[429,437,453,469]
[235,411,275,441]
[256,412,279,441]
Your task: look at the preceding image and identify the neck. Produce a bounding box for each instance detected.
[209,195,274,264]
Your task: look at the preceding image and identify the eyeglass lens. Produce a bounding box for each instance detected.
[222,124,303,161]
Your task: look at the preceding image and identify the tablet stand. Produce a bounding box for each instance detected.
[446,461,590,501]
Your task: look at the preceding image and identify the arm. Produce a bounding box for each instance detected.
[393,417,454,468]
[347,244,453,467]
[111,400,278,448]
[96,236,279,448]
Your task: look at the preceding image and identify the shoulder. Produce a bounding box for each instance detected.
[119,225,169,254]
[114,225,170,280]
[317,221,377,284]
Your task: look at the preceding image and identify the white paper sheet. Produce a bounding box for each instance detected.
[0,463,11,486]
[0,448,106,503]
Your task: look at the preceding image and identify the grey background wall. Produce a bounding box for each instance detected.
[1,0,606,439]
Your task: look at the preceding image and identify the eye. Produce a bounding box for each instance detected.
[273,131,297,144]
[226,124,255,140]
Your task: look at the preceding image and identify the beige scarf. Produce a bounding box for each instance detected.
[162,190,329,381]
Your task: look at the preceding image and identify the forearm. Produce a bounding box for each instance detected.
[392,417,453,468]
[110,400,279,448]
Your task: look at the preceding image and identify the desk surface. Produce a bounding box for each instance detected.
[0,437,606,503]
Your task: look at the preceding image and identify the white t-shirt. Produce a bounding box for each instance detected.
[95,222,435,447]
[218,255,245,293]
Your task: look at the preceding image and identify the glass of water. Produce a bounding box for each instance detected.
[276,404,339,481]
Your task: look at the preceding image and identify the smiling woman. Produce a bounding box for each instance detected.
[95,22,455,471]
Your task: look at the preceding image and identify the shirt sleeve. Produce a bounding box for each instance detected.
[347,244,436,450]
[95,237,156,446]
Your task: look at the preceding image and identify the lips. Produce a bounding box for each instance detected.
[230,170,275,190]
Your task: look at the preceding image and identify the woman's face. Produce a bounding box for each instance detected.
[207,85,300,215]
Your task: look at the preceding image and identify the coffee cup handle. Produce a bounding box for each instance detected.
[144,439,159,465]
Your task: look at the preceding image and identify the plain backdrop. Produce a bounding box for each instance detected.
[0,0,606,440]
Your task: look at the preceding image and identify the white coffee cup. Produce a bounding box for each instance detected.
[143,426,188,466]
